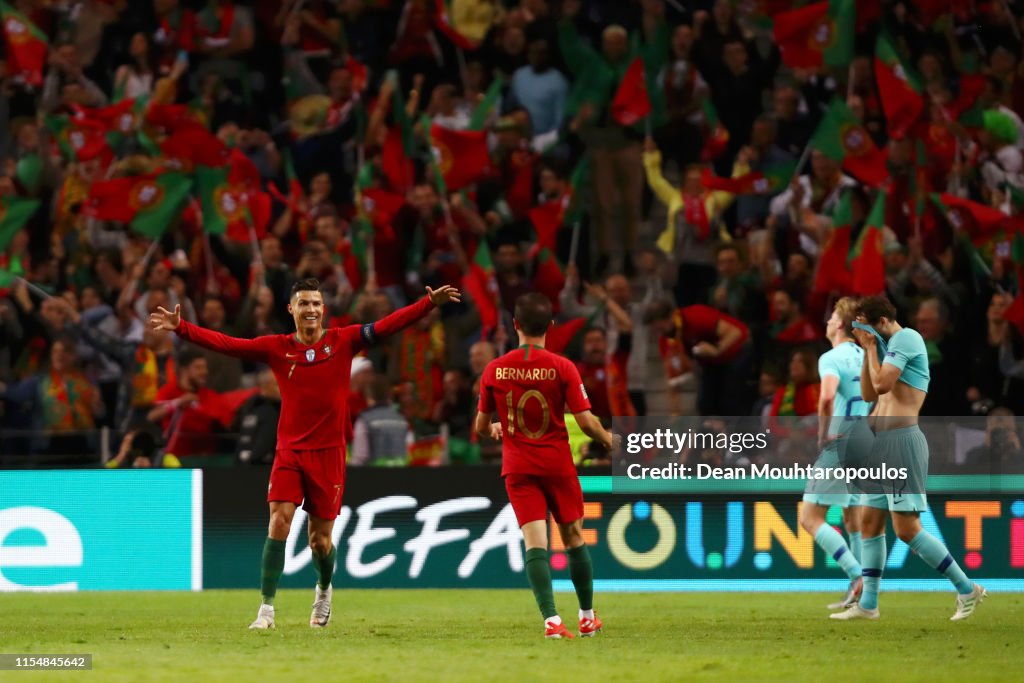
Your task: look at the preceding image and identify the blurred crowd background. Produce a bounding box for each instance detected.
[1,0,1024,472]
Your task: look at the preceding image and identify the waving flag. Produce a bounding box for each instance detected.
[462,242,500,333]
[848,193,886,295]
[812,190,853,294]
[773,0,855,69]
[610,57,652,126]
[0,196,41,250]
[810,99,888,187]
[1,1,48,86]
[874,33,923,139]
[429,123,490,192]
[83,172,192,238]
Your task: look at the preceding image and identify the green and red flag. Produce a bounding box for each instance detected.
[1,1,48,87]
[610,57,651,127]
[773,0,855,69]
[700,161,797,195]
[144,102,204,133]
[462,241,500,333]
[931,193,1011,247]
[812,189,853,294]
[0,196,41,251]
[874,33,923,139]
[528,196,568,260]
[946,74,987,127]
[810,99,889,187]
[44,114,112,164]
[83,172,192,238]
[195,162,271,242]
[848,192,886,296]
[429,123,490,192]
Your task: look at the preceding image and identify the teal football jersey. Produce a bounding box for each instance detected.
[819,341,870,435]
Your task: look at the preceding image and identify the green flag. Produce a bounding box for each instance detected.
[467,76,503,131]
[0,196,41,250]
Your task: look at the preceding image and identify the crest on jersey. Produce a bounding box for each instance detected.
[323,345,331,355]
[580,383,588,400]
[306,349,315,362]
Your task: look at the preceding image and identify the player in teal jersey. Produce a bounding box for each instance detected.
[832,296,986,622]
[799,298,870,611]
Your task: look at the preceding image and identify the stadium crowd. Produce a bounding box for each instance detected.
[1,0,1024,471]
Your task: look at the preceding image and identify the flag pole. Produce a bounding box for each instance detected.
[203,232,217,295]
[13,275,54,301]
[568,220,581,266]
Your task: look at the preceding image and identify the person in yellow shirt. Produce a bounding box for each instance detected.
[642,136,734,306]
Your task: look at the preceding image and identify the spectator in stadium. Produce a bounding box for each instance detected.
[767,286,819,364]
[0,334,102,458]
[575,327,613,422]
[106,423,180,469]
[235,369,281,466]
[645,299,752,416]
[509,37,567,138]
[969,292,1024,413]
[769,349,820,419]
[432,368,478,462]
[963,406,1024,474]
[351,376,413,467]
[643,136,733,307]
[197,296,243,392]
[148,349,223,457]
[916,297,969,416]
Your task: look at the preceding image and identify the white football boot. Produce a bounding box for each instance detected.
[830,604,880,620]
[248,604,275,630]
[310,585,332,628]
[951,584,987,622]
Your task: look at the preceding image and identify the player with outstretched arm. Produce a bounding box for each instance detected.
[831,295,985,621]
[474,293,617,639]
[150,279,460,630]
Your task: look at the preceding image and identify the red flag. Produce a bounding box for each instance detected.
[532,248,565,313]
[381,126,415,193]
[1,2,48,87]
[934,193,1012,247]
[430,124,490,191]
[361,187,405,233]
[72,99,139,134]
[462,242,499,333]
[849,194,886,296]
[160,126,230,170]
[344,54,369,93]
[874,34,924,140]
[546,318,588,354]
[610,57,651,126]
[812,226,852,294]
[527,198,565,259]
[773,0,855,69]
[1004,292,1024,337]
[144,103,202,132]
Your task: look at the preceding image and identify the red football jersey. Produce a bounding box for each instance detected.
[477,344,591,477]
[176,296,434,450]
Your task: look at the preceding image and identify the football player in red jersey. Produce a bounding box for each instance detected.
[475,293,616,639]
[150,278,460,630]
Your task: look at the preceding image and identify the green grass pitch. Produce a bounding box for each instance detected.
[3,590,1022,682]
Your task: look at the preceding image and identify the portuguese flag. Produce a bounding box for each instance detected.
[848,192,886,296]
[160,125,231,170]
[195,164,271,242]
[874,33,923,140]
[812,189,853,294]
[610,57,652,127]
[810,99,888,187]
[462,241,500,333]
[429,123,490,192]
[83,172,192,238]
[528,196,568,259]
[931,193,1011,247]
[773,0,854,69]
[700,161,796,195]
[44,115,111,163]
[0,196,41,249]
[1,1,48,87]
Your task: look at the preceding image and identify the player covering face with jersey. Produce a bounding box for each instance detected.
[474,293,617,639]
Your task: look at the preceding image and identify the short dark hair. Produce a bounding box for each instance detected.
[857,295,897,325]
[290,278,322,300]
[369,376,391,404]
[514,293,553,337]
[178,347,206,369]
